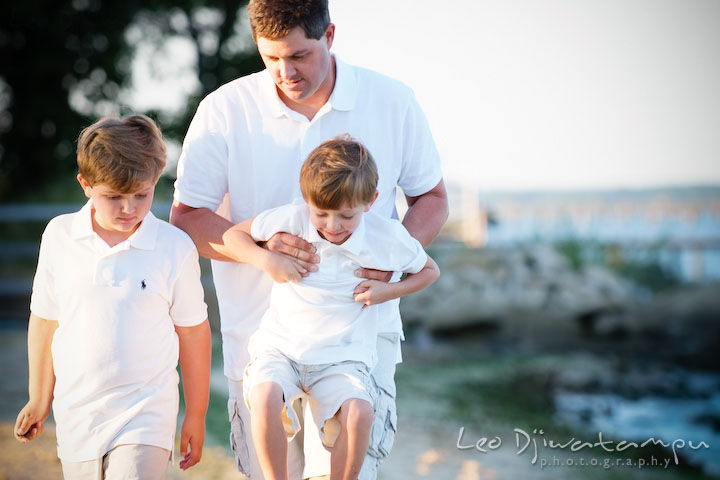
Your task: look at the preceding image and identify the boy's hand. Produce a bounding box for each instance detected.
[354,279,396,306]
[179,414,205,470]
[14,401,50,443]
[264,251,307,283]
[265,232,320,276]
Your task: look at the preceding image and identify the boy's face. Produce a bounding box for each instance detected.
[308,194,376,245]
[77,175,156,243]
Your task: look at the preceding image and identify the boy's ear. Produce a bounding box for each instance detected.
[364,191,379,212]
[77,174,92,198]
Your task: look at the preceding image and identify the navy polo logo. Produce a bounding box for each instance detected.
[141,280,147,290]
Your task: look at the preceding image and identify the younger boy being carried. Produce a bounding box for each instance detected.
[224,136,440,479]
[14,115,212,479]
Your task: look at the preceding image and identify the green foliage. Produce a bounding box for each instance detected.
[613,260,680,292]
[0,0,263,201]
[555,239,584,271]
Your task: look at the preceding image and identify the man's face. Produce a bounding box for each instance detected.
[256,25,335,109]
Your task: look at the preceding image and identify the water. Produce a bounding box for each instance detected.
[554,372,720,477]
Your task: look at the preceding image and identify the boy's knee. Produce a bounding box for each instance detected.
[340,398,374,432]
[249,382,284,414]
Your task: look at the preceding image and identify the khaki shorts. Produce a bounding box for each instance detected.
[228,334,400,480]
[60,444,171,480]
[243,347,375,448]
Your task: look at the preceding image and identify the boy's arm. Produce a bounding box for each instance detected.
[354,256,440,307]
[15,313,58,443]
[222,218,307,283]
[176,319,212,470]
[170,201,318,274]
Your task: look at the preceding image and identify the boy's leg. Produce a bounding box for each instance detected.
[60,458,103,480]
[102,444,171,480]
[303,361,376,480]
[330,398,374,480]
[229,380,307,479]
[248,381,289,479]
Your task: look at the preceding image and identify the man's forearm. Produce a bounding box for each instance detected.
[403,179,449,247]
[170,200,240,262]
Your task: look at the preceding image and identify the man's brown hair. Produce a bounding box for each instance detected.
[76,114,166,193]
[248,0,330,40]
[300,135,378,210]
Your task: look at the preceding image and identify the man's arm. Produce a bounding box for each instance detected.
[170,200,240,262]
[176,319,212,470]
[15,314,58,443]
[402,179,449,248]
[170,200,319,271]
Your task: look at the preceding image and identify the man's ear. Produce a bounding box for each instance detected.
[324,23,335,49]
[77,174,92,198]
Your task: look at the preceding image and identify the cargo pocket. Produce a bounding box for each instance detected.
[367,387,397,461]
[228,398,251,475]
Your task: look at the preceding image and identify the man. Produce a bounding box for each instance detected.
[170,1,448,478]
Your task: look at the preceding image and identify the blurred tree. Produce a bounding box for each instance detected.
[0,0,263,202]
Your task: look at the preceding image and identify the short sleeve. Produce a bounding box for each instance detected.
[388,221,428,275]
[397,91,443,197]
[169,248,208,327]
[368,216,428,275]
[173,97,230,211]
[30,228,60,320]
[250,202,307,242]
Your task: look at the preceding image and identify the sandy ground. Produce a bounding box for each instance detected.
[1,327,706,480]
[0,326,524,480]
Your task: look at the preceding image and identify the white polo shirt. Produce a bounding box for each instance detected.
[175,55,442,379]
[30,201,207,462]
[249,202,427,367]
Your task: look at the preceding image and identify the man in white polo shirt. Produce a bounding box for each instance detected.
[170,0,448,478]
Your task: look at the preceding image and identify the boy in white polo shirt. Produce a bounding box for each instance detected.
[14,114,212,479]
[222,136,440,479]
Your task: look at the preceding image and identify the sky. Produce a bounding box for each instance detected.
[126,0,720,192]
[327,0,720,191]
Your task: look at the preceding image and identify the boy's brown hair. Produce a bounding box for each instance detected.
[300,135,378,210]
[76,114,166,193]
[248,0,330,40]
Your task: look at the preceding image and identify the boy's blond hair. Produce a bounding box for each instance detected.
[300,135,378,210]
[76,114,166,193]
[248,0,330,41]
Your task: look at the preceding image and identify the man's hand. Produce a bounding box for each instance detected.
[354,267,393,283]
[265,232,320,277]
[14,401,50,443]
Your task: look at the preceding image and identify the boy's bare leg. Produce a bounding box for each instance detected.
[249,382,289,479]
[330,399,373,480]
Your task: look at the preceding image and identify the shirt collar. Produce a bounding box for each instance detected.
[261,54,357,119]
[305,212,366,256]
[70,199,159,250]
